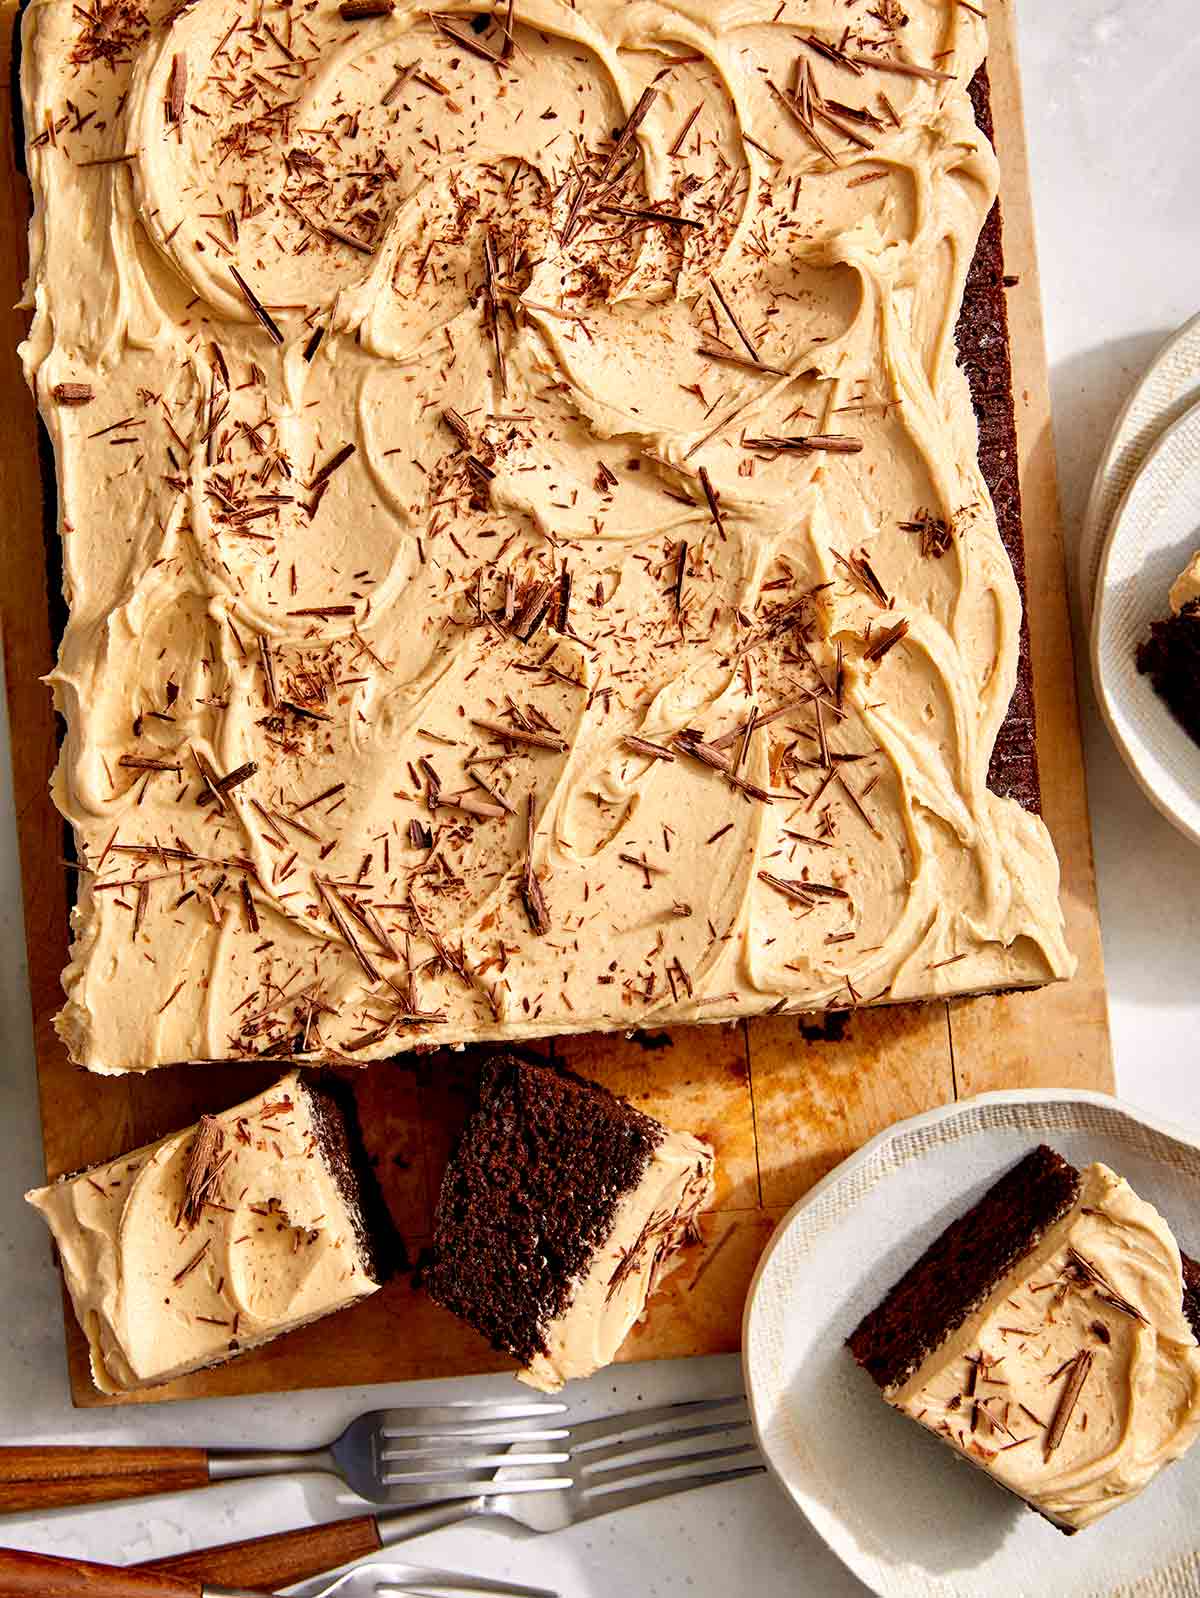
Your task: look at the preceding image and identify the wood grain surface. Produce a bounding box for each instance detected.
[0,1,1112,1408]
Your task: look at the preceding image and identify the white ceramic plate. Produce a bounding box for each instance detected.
[742,1090,1200,1598]
[1091,399,1200,849]
[1080,312,1200,618]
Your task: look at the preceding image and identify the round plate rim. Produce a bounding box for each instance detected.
[740,1085,1200,1598]
[1090,394,1200,851]
[1079,310,1200,618]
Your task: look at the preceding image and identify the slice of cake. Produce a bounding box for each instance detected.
[26,1071,395,1392]
[848,1146,1200,1532]
[429,1055,714,1391]
[1137,555,1200,746]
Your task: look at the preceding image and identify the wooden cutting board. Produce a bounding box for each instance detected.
[0,1,1112,1408]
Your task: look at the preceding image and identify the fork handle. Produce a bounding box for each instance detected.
[0,1447,211,1512]
[136,1513,384,1589]
[137,1504,474,1590]
[0,1547,208,1596]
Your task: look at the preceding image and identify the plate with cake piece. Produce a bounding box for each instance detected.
[1092,396,1200,848]
[743,1090,1200,1597]
[1079,311,1200,617]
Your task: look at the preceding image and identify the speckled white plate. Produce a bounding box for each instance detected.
[742,1090,1200,1598]
[1080,313,1200,618]
[1091,398,1200,850]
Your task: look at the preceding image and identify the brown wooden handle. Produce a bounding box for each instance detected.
[0,1547,200,1597]
[0,1447,211,1512]
[137,1513,383,1590]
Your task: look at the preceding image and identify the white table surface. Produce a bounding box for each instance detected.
[2,3,1199,1593]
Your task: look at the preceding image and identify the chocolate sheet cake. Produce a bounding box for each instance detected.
[27,1070,397,1392]
[429,1054,713,1389]
[17,0,1074,1071]
[848,1146,1200,1532]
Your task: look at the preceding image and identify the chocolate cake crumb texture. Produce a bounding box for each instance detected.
[428,1054,665,1365]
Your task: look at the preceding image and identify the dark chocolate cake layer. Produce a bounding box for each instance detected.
[847,1145,1080,1390]
[303,1071,403,1285]
[428,1054,665,1365]
[1136,599,1200,749]
[961,65,1042,815]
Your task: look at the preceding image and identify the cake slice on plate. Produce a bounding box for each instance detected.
[429,1055,714,1391]
[847,1145,1200,1531]
[27,1071,395,1393]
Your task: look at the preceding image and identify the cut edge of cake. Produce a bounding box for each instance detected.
[428,1054,714,1391]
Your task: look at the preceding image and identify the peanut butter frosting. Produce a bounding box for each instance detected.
[887,1163,1200,1531]
[520,1127,713,1391]
[1169,553,1200,615]
[26,1072,382,1391]
[20,0,1074,1072]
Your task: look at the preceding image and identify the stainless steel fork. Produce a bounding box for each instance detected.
[137,1395,763,1592]
[0,1402,568,1512]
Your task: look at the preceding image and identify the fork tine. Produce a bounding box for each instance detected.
[380,1451,569,1480]
[576,1440,760,1493]
[365,1475,576,1506]
[577,1423,754,1473]
[375,1402,565,1431]
[380,1428,569,1448]
[565,1395,750,1452]
[573,1461,765,1523]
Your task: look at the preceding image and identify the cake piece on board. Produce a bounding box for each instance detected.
[27,1071,396,1393]
[429,1055,714,1391]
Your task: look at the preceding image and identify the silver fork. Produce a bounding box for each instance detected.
[136,1396,763,1592]
[293,1566,559,1598]
[0,1401,568,1512]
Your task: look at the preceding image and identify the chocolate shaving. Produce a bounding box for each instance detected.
[709,275,759,362]
[861,619,909,662]
[239,877,259,933]
[470,716,566,752]
[52,382,95,405]
[833,548,891,607]
[673,730,775,802]
[119,754,182,772]
[697,337,789,378]
[742,433,863,455]
[166,53,186,125]
[673,539,688,617]
[173,1237,212,1284]
[178,1116,226,1228]
[520,794,551,935]
[216,760,257,794]
[339,0,394,16]
[310,442,356,489]
[600,86,657,182]
[598,203,702,231]
[698,467,725,540]
[257,635,278,708]
[191,746,227,812]
[1044,1351,1092,1457]
[624,734,675,762]
[229,267,284,345]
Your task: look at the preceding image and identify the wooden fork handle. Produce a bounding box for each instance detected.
[136,1514,383,1590]
[0,1447,211,1512]
[0,1547,203,1596]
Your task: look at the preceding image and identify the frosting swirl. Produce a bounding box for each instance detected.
[20,0,1074,1070]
